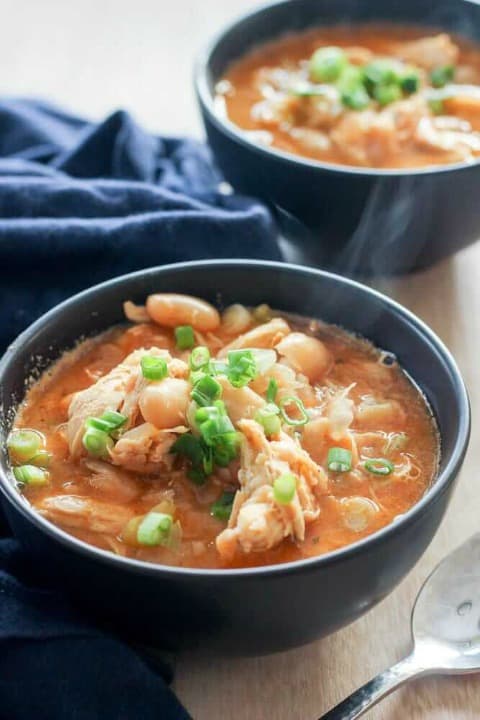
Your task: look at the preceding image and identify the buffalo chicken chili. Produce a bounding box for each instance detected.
[216,25,480,168]
[9,294,439,568]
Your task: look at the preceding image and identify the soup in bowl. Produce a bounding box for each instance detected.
[196,0,480,273]
[0,261,469,653]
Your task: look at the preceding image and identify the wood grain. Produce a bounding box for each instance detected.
[2,1,479,716]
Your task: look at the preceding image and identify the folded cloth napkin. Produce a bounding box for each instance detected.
[0,97,280,351]
[0,98,281,719]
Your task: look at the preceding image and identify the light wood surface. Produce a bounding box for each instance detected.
[2,1,479,717]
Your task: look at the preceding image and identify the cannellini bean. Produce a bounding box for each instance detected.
[146,294,220,331]
[219,318,290,356]
[221,304,253,334]
[340,497,379,532]
[139,378,190,429]
[276,332,331,382]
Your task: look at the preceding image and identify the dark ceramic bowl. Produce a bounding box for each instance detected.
[0,261,470,654]
[195,0,480,275]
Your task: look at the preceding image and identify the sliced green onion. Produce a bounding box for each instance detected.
[430,64,455,88]
[226,349,257,388]
[373,83,402,106]
[202,445,214,475]
[191,375,222,407]
[86,411,127,434]
[141,355,168,381]
[82,427,113,458]
[171,432,204,465]
[364,60,400,88]
[266,378,278,403]
[310,46,347,83]
[29,450,52,468]
[279,396,308,427]
[400,69,420,94]
[327,447,352,473]
[364,458,394,476]
[175,325,195,350]
[137,511,173,546]
[189,346,210,371]
[85,417,115,433]
[341,84,370,110]
[13,465,49,486]
[273,473,297,505]
[255,404,281,437]
[7,429,42,464]
[211,491,236,521]
[197,412,235,447]
[209,359,229,376]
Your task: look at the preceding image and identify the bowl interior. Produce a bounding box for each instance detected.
[0,261,469,522]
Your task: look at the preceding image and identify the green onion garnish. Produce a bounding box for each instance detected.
[13,465,49,486]
[364,458,394,476]
[191,375,222,407]
[141,355,168,381]
[273,473,297,505]
[7,429,42,464]
[172,433,208,485]
[211,491,236,521]
[187,468,208,485]
[255,404,281,437]
[310,46,347,83]
[137,511,173,546]
[226,349,257,388]
[82,427,113,458]
[189,345,210,371]
[363,59,400,88]
[175,325,195,350]
[430,64,455,88]
[400,69,420,94]
[327,447,352,473]
[266,378,278,403]
[373,83,402,106]
[279,396,308,426]
[428,98,444,114]
[29,450,52,468]
[86,411,127,433]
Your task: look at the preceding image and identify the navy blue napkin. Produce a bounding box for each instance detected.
[0,98,281,719]
[0,97,280,352]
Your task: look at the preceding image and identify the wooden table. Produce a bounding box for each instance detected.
[3,1,479,716]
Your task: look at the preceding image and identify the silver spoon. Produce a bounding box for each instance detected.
[321,533,480,719]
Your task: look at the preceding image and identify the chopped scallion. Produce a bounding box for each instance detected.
[29,450,52,468]
[327,447,352,473]
[255,404,281,436]
[226,349,257,388]
[364,458,394,476]
[430,64,455,88]
[273,473,297,504]
[266,378,278,403]
[310,46,347,83]
[175,325,195,350]
[82,427,113,458]
[279,396,308,426]
[189,345,210,371]
[137,511,173,546]
[13,464,49,486]
[191,375,222,407]
[141,355,168,381]
[7,429,42,465]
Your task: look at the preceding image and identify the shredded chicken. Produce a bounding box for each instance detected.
[109,422,183,473]
[38,495,133,535]
[415,115,480,160]
[216,419,327,560]
[395,34,459,71]
[219,318,290,356]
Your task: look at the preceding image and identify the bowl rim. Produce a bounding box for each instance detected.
[194,0,480,179]
[0,259,471,579]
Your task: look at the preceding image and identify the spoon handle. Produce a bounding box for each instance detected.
[319,654,425,720]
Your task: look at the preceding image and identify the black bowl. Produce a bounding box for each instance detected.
[0,261,470,654]
[195,0,480,275]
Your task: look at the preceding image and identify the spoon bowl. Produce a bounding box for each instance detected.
[322,533,480,719]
